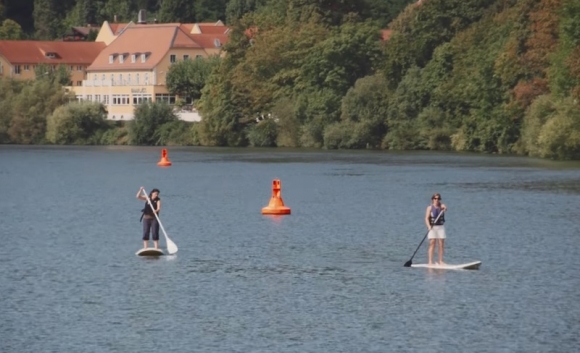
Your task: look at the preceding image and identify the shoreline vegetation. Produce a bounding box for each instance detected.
[1,0,579,160]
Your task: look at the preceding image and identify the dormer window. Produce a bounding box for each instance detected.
[109,54,117,64]
[119,55,124,64]
[141,52,151,63]
[46,52,57,59]
[214,39,221,48]
[131,54,136,63]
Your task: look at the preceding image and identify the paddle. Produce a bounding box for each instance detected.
[403,209,444,267]
[142,188,178,255]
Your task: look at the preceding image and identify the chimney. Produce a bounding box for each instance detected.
[138,9,147,24]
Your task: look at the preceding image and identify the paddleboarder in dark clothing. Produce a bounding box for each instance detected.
[136,186,161,250]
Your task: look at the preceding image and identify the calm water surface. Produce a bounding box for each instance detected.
[1,146,579,353]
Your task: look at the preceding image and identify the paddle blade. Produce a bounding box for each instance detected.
[404,260,412,267]
[166,238,178,255]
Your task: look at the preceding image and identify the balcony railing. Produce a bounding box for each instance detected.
[82,79,153,87]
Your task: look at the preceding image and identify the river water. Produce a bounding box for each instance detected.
[1,146,579,353]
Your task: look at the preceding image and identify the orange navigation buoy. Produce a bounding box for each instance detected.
[261,179,291,215]
[157,148,172,167]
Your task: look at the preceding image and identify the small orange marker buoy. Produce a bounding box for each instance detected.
[157,148,172,167]
[261,179,291,215]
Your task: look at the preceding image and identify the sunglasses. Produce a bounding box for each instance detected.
[433,197,441,200]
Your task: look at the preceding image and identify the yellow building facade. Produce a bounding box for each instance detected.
[0,41,105,86]
[73,22,229,121]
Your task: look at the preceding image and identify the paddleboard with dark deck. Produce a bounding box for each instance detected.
[411,261,481,270]
[136,248,164,256]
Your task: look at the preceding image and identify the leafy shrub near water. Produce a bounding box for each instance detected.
[128,102,178,145]
[247,119,278,147]
[155,120,201,146]
[520,95,580,160]
[46,102,111,144]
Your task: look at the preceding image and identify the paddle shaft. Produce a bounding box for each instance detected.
[142,188,172,247]
[404,209,445,267]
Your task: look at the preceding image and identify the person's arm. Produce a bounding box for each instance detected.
[155,199,161,214]
[425,206,432,230]
[441,203,447,212]
[136,187,146,201]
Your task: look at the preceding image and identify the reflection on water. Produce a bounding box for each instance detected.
[0,146,579,353]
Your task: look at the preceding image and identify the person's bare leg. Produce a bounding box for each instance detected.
[438,239,445,265]
[428,239,435,265]
[154,240,159,249]
[143,240,148,249]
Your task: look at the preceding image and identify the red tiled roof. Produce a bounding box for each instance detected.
[109,23,130,35]
[88,25,202,71]
[0,40,106,64]
[187,33,229,49]
[197,25,229,35]
[381,29,393,41]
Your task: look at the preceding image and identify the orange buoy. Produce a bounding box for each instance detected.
[261,179,291,215]
[157,148,172,167]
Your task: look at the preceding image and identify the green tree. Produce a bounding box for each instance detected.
[77,0,98,25]
[46,102,110,144]
[166,55,221,102]
[197,59,247,146]
[225,0,268,24]
[34,63,71,86]
[128,102,178,145]
[0,19,24,39]
[33,0,61,39]
[195,0,227,22]
[8,79,69,144]
[158,0,195,23]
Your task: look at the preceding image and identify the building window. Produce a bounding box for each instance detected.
[132,94,152,105]
[131,54,136,63]
[87,95,92,101]
[14,65,21,74]
[101,74,105,81]
[170,54,176,63]
[119,55,124,64]
[136,73,140,84]
[214,39,221,48]
[109,55,114,64]
[196,54,203,59]
[93,74,97,81]
[70,65,74,71]
[145,73,149,84]
[76,95,83,101]
[95,94,100,102]
[119,74,123,84]
[141,54,146,63]
[103,95,109,105]
[127,74,131,84]
[76,81,82,86]
[77,66,83,71]
[155,94,176,104]
[24,65,30,71]
[110,74,114,84]
[112,94,130,105]
[183,55,190,60]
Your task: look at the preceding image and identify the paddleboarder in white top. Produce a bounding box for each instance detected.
[425,193,447,265]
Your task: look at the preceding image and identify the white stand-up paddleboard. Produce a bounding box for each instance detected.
[136,248,165,256]
[411,261,481,270]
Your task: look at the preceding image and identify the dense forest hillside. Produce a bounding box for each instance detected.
[0,0,579,160]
